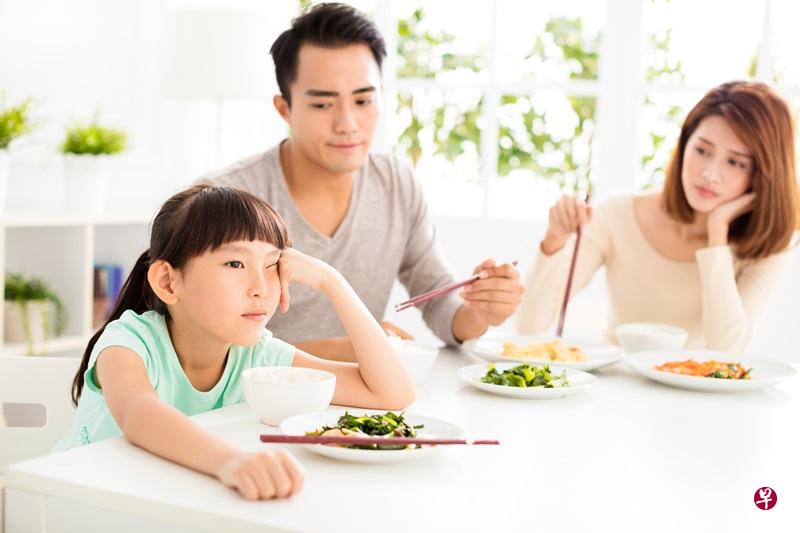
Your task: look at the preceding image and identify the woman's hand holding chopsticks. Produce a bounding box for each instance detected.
[540,194,594,255]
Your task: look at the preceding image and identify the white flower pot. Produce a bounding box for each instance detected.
[62,154,110,215]
[4,300,57,355]
[0,149,9,214]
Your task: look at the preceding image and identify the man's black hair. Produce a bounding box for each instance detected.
[270,3,386,106]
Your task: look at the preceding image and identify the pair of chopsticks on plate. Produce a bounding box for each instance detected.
[394,260,519,312]
[555,188,592,338]
[260,435,500,446]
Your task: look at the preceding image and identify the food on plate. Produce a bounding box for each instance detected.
[480,363,569,388]
[654,359,752,379]
[305,411,424,450]
[499,339,587,362]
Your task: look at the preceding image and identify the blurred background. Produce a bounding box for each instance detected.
[0,0,798,361]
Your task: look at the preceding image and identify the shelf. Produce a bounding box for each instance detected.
[2,335,88,356]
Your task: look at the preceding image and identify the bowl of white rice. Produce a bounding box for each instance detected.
[615,323,688,353]
[242,367,336,426]
[388,336,440,384]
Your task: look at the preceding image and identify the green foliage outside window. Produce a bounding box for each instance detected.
[395,8,483,168]
[297,2,694,193]
[395,9,597,192]
[640,26,686,186]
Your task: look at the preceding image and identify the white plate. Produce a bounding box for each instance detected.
[624,350,797,392]
[463,334,623,371]
[457,362,598,399]
[279,409,464,463]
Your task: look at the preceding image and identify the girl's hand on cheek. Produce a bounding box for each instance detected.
[278,249,336,312]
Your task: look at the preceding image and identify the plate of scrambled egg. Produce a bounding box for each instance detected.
[463,334,623,371]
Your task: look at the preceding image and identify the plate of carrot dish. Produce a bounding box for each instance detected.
[624,350,795,392]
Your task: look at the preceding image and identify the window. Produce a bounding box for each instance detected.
[322,0,795,218]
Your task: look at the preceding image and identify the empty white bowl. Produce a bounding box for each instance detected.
[242,367,336,426]
[389,337,440,384]
[615,323,688,353]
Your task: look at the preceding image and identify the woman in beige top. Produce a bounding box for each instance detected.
[517,81,798,353]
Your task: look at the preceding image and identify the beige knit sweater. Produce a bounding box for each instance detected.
[515,193,791,353]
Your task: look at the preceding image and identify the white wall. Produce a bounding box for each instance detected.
[0,0,293,214]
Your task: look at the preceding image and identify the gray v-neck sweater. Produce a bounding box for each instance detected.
[197,143,461,345]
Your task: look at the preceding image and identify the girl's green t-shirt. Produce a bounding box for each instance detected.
[55,309,295,451]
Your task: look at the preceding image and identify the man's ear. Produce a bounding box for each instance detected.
[147,260,179,306]
[274,94,290,123]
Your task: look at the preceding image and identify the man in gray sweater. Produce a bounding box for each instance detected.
[200,3,523,359]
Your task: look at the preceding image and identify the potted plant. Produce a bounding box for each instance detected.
[0,96,33,212]
[4,273,68,355]
[61,117,127,214]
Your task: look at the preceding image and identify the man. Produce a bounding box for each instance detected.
[200,3,522,359]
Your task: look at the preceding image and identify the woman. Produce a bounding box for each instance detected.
[517,81,797,353]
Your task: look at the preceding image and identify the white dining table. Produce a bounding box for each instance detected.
[5,347,798,533]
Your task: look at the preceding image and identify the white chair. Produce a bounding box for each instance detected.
[0,355,79,473]
[0,355,80,532]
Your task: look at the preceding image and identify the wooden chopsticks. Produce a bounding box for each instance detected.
[394,260,519,312]
[555,190,592,338]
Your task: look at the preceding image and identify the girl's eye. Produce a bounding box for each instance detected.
[729,159,746,170]
[695,147,707,156]
[225,260,244,269]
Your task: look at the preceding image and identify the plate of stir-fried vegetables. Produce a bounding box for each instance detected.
[624,350,796,392]
[457,362,597,399]
[279,410,464,463]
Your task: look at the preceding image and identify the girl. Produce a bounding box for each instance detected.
[56,185,415,501]
[517,81,797,353]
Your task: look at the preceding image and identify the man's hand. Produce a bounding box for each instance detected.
[452,259,524,342]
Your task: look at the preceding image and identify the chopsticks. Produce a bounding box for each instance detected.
[555,189,592,338]
[394,260,518,312]
[260,435,500,446]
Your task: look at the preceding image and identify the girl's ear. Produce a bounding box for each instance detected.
[147,260,178,306]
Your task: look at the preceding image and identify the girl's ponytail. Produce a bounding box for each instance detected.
[70,249,160,407]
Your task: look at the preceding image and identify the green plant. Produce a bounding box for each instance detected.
[0,96,33,150]
[62,118,127,156]
[5,273,68,338]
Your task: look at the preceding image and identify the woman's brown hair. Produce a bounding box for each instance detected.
[662,80,798,259]
[71,185,290,406]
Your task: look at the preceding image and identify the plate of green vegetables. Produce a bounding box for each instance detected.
[458,362,597,399]
[280,410,464,463]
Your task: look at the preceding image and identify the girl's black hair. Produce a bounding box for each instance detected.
[71,185,290,406]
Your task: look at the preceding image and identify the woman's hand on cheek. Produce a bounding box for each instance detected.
[707,192,757,246]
